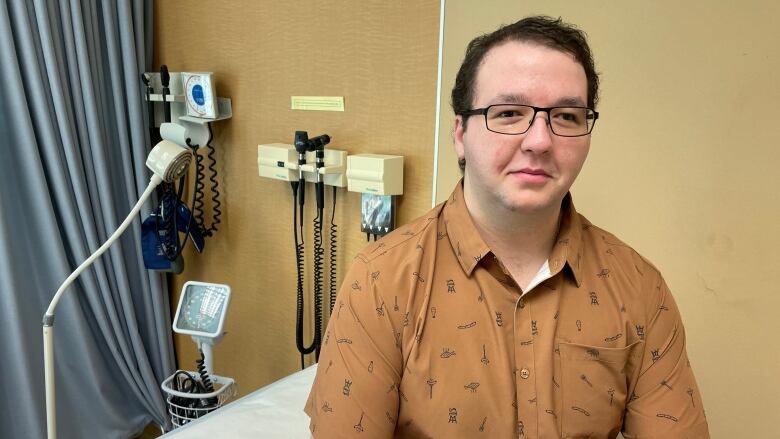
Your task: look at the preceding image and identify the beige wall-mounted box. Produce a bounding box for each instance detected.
[257,143,297,182]
[346,154,404,195]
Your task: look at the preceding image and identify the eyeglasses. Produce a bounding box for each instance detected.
[459,104,599,137]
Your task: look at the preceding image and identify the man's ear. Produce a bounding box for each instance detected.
[453,115,465,162]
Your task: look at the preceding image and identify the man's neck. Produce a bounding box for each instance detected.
[463,186,562,288]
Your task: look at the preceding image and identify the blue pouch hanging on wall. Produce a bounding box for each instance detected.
[142,202,204,271]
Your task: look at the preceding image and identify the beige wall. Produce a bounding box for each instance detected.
[436,1,780,436]
[154,1,440,395]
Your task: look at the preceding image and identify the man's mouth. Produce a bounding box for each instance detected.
[517,168,551,177]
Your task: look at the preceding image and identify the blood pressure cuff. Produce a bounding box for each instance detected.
[141,203,204,271]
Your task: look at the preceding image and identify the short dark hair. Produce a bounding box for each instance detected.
[451,16,599,171]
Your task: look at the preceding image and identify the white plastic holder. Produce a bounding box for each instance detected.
[257,144,347,187]
[178,97,233,124]
[161,371,236,430]
[146,93,186,103]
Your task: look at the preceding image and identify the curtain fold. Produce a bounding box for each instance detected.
[0,0,174,437]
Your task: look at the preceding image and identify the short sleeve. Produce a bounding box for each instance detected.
[304,255,403,438]
[622,270,710,438]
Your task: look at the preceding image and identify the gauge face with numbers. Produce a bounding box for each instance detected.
[173,282,231,338]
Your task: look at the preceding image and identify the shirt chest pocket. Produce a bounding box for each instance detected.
[558,340,643,439]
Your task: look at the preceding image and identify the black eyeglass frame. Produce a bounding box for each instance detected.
[459,104,600,137]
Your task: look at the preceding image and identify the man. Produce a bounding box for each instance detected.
[305,16,709,438]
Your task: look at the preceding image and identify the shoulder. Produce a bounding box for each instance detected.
[577,214,666,316]
[578,214,662,279]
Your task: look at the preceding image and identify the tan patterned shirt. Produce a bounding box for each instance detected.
[305,181,709,438]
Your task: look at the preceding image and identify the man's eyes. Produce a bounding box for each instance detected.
[491,107,531,118]
[495,110,523,118]
[553,111,583,124]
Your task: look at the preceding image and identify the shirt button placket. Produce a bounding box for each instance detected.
[514,297,538,438]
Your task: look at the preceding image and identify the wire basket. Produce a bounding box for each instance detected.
[161,370,237,429]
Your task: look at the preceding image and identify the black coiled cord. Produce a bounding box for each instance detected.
[203,141,222,236]
[169,351,218,422]
[196,350,215,393]
[312,208,325,360]
[191,144,207,235]
[293,183,317,369]
[170,370,208,414]
[199,123,221,237]
[328,186,338,314]
[195,350,218,408]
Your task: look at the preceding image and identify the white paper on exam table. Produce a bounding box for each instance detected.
[160,364,317,438]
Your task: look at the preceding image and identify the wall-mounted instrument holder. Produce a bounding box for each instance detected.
[257,135,407,367]
[257,143,347,187]
[140,66,232,272]
[142,69,232,144]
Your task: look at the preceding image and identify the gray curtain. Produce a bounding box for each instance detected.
[0,0,174,438]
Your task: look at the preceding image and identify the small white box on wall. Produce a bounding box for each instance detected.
[347,154,404,195]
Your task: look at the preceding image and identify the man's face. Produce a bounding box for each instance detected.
[454,41,591,217]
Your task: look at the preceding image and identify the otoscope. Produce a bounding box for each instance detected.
[160,65,171,123]
[140,73,158,145]
[292,131,331,365]
[293,132,330,221]
[293,131,308,226]
[311,134,329,359]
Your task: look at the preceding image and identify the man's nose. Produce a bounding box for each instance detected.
[520,113,553,153]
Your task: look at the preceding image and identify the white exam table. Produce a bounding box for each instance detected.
[159,364,317,438]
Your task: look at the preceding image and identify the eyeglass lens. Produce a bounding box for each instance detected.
[486,104,595,136]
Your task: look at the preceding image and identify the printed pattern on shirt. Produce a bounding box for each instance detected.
[304,182,709,439]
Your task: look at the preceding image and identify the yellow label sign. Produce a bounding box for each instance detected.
[291,96,345,112]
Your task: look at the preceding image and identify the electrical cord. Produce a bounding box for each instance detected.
[167,124,220,247]
[195,350,218,407]
[194,123,221,237]
[328,186,338,314]
[195,351,215,392]
[293,182,317,369]
[168,350,219,422]
[170,370,208,421]
[312,207,324,360]
[292,131,330,368]
[203,123,222,236]
[191,143,206,236]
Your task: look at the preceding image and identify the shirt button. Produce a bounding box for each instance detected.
[520,368,530,379]
[518,299,525,309]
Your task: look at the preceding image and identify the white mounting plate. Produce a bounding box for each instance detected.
[257,144,347,187]
[146,93,185,102]
[179,97,233,124]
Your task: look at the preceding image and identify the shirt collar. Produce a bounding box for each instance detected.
[442,181,491,275]
[443,180,584,287]
[550,192,584,287]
